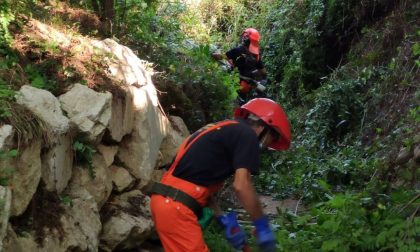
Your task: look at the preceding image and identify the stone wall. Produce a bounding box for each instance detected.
[0,21,188,252]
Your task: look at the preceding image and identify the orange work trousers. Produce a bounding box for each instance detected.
[150,172,220,252]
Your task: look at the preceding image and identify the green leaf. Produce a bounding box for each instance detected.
[31,75,45,89]
[322,219,340,232]
[328,194,347,209]
[318,179,330,190]
[321,239,340,251]
[376,230,388,246]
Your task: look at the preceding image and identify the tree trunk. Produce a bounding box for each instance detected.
[91,0,100,16]
[99,0,114,35]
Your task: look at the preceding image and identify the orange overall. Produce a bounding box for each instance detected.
[150,121,237,252]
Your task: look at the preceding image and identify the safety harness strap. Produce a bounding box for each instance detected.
[149,120,238,218]
[168,120,239,173]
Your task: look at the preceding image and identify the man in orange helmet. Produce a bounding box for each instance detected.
[149,98,291,252]
[213,28,267,105]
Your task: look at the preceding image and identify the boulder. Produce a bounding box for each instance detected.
[2,226,38,252]
[2,188,101,252]
[15,85,70,134]
[41,133,73,193]
[110,165,135,192]
[107,89,135,142]
[169,115,190,138]
[59,84,112,143]
[69,152,113,208]
[159,120,185,166]
[92,38,152,87]
[100,190,152,251]
[117,86,168,185]
[0,139,42,216]
[97,144,119,167]
[0,125,14,151]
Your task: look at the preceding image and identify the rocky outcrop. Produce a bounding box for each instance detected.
[41,133,73,193]
[59,84,112,144]
[3,188,101,252]
[159,115,189,166]
[3,139,42,216]
[0,19,187,252]
[0,125,14,151]
[92,38,152,87]
[99,190,153,251]
[110,165,135,192]
[107,90,135,142]
[69,152,113,208]
[16,85,70,134]
[97,144,119,167]
[117,86,168,185]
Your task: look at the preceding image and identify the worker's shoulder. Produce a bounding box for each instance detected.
[219,120,255,136]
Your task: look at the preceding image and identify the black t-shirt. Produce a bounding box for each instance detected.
[226,45,264,79]
[172,120,260,186]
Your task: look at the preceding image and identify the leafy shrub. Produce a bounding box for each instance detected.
[73,140,96,179]
[256,143,377,202]
[303,66,389,148]
[0,0,13,48]
[275,190,419,252]
[258,0,397,104]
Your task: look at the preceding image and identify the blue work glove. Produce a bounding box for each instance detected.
[217,212,247,250]
[253,216,277,252]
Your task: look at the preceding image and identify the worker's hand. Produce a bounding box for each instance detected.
[217,212,246,250]
[253,216,277,252]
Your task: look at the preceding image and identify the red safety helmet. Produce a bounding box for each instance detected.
[234,98,291,150]
[241,28,260,55]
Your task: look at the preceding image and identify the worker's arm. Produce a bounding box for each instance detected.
[233,168,264,220]
[211,52,234,67]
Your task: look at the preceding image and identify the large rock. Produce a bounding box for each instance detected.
[0,139,42,216]
[110,165,135,192]
[59,84,112,143]
[117,86,168,185]
[69,152,113,208]
[99,190,153,251]
[57,187,102,251]
[92,38,152,87]
[97,144,119,167]
[16,85,70,134]
[2,188,101,252]
[2,226,37,252]
[169,115,190,138]
[0,186,11,251]
[159,119,185,166]
[41,133,73,193]
[107,89,135,142]
[0,125,14,151]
